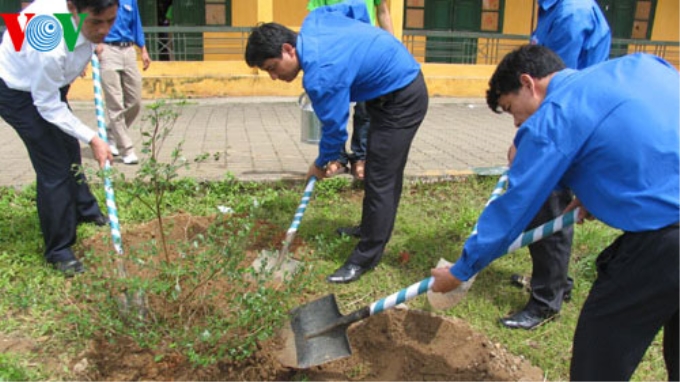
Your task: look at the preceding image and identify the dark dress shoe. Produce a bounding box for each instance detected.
[499,309,557,330]
[53,259,85,278]
[327,263,367,284]
[79,215,108,227]
[336,226,361,238]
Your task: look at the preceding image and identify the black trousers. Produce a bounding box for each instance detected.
[571,223,679,380]
[525,189,574,314]
[0,79,102,264]
[347,71,428,268]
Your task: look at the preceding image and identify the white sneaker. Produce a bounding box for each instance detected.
[122,153,138,165]
[109,145,120,156]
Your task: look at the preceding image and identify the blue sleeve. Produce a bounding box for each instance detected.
[450,110,572,281]
[306,74,350,167]
[132,0,145,47]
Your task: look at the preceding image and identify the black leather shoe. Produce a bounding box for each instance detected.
[79,215,108,227]
[53,259,85,278]
[499,309,557,330]
[327,263,367,284]
[336,226,361,238]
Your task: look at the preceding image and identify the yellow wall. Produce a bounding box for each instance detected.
[274,0,309,26]
[501,0,534,35]
[69,61,496,100]
[652,0,679,41]
[232,0,257,26]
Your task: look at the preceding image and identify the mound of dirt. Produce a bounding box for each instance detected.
[77,308,542,381]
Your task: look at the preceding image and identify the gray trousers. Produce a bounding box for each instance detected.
[99,44,142,156]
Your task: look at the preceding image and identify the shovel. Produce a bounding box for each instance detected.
[252,176,317,280]
[92,54,146,319]
[279,207,579,369]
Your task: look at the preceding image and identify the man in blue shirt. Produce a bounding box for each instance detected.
[307,0,394,183]
[500,0,612,331]
[97,0,150,165]
[245,0,428,283]
[432,45,679,380]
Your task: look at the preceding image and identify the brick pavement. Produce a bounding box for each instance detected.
[0,97,514,188]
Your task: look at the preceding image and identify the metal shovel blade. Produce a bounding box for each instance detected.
[286,294,352,368]
[251,249,302,282]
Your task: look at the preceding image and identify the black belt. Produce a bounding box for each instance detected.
[106,41,133,47]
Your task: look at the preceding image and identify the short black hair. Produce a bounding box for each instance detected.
[486,44,566,113]
[69,0,119,14]
[245,23,297,68]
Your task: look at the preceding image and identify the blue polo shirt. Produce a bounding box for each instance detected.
[298,0,421,167]
[532,0,611,69]
[452,53,680,281]
[104,0,145,47]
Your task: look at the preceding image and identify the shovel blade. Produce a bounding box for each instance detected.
[251,249,303,282]
[289,294,352,368]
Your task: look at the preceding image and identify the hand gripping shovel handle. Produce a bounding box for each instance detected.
[305,207,580,339]
[276,176,316,264]
[92,54,124,260]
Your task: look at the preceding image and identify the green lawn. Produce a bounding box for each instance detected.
[0,176,667,380]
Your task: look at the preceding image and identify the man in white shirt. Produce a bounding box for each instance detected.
[0,0,118,276]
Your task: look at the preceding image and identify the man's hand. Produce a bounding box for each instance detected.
[307,163,326,182]
[431,267,462,293]
[141,46,151,71]
[565,197,594,224]
[89,136,112,168]
[507,143,517,165]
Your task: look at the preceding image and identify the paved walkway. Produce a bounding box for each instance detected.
[0,97,514,187]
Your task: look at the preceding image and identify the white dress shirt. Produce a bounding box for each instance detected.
[0,0,96,143]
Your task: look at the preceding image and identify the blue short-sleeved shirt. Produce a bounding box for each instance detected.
[104,0,145,47]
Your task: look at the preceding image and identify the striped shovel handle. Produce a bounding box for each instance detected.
[471,170,508,235]
[277,176,317,260]
[91,54,123,256]
[369,207,581,315]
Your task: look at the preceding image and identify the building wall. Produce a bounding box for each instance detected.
[65,0,678,99]
[232,0,258,26]
[652,0,679,41]
[274,0,309,26]
[501,0,534,35]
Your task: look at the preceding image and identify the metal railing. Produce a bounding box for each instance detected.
[142,26,252,61]
[401,29,680,66]
[0,25,676,66]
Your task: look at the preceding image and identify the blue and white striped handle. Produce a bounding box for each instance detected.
[286,176,317,236]
[471,170,508,235]
[369,207,580,315]
[91,53,123,255]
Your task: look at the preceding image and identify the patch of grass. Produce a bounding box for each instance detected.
[0,353,45,381]
[0,175,668,380]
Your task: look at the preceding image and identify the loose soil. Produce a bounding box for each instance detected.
[24,214,543,380]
